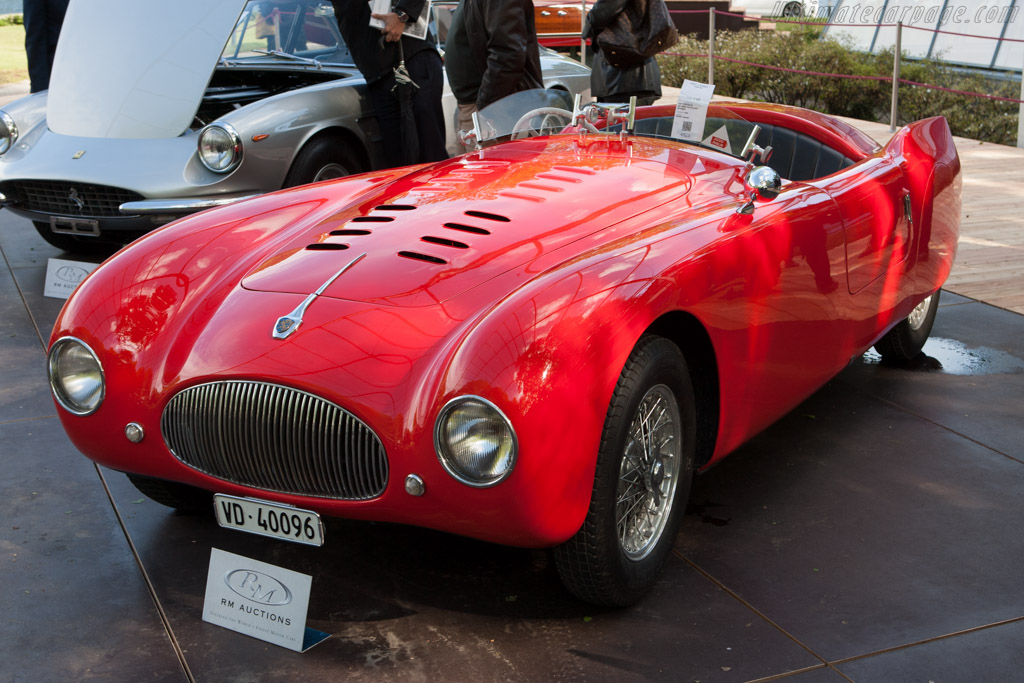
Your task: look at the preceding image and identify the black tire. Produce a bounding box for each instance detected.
[32,221,128,256]
[283,135,363,188]
[873,290,940,361]
[126,473,213,513]
[554,335,697,606]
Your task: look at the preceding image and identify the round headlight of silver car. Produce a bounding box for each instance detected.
[435,396,518,487]
[0,111,18,155]
[48,337,105,416]
[197,123,242,173]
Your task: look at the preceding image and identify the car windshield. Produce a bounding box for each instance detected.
[222,1,354,66]
[470,89,763,160]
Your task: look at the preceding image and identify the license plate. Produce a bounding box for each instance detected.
[50,216,100,236]
[213,494,324,547]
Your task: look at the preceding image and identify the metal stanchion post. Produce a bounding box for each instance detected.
[1018,51,1024,148]
[580,0,587,64]
[890,21,902,133]
[708,8,715,86]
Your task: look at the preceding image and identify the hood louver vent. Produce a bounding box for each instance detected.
[301,205,512,268]
[399,251,447,264]
[422,236,469,249]
[445,223,490,235]
[306,243,349,251]
[465,210,510,222]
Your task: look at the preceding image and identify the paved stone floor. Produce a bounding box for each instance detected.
[2,119,1023,682]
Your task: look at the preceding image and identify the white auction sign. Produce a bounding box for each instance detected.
[671,79,715,142]
[43,258,99,299]
[202,548,328,653]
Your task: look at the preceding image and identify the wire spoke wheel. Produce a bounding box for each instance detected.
[874,290,941,361]
[554,335,696,606]
[907,294,933,331]
[616,385,681,560]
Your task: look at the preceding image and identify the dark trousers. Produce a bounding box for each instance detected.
[24,0,70,93]
[367,49,448,167]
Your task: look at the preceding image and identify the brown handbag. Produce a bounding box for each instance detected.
[597,0,679,69]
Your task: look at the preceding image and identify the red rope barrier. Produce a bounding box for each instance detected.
[897,79,1024,104]
[705,8,1024,42]
[662,52,892,82]
[709,8,892,27]
[660,53,1024,104]
[902,23,1024,43]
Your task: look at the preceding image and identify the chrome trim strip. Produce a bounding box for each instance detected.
[119,193,260,215]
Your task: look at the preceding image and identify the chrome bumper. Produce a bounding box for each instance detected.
[119,193,261,215]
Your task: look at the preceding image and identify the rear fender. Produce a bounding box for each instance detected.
[884,117,961,295]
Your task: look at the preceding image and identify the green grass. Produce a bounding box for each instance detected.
[770,16,829,30]
[0,23,29,85]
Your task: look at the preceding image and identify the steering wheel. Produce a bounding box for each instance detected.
[510,108,574,140]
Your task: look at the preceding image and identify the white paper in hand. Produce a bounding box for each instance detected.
[368,0,428,40]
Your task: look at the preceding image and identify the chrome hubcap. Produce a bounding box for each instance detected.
[617,384,682,561]
[313,163,349,182]
[908,294,933,331]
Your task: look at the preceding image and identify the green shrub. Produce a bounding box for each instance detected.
[658,27,1020,146]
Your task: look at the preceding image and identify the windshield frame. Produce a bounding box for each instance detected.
[466,90,761,161]
[221,1,355,68]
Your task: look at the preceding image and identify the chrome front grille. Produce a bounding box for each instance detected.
[0,180,144,217]
[162,381,388,500]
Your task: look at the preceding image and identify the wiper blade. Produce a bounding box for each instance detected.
[251,49,322,69]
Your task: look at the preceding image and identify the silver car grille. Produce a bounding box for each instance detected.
[0,180,144,217]
[162,381,388,500]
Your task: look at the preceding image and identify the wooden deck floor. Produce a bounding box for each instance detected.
[839,117,1024,315]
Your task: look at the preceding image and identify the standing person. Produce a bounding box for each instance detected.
[584,0,662,106]
[331,0,447,166]
[444,0,543,136]
[23,0,70,93]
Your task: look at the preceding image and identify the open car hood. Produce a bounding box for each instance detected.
[47,0,245,139]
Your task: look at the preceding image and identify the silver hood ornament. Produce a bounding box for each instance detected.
[272,253,366,339]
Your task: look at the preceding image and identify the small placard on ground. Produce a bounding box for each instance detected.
[44,258,99,299]
[202,548,329,653]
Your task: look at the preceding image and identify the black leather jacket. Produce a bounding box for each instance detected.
[445,0,543,108]
[584,0,661,100]
[332,0,433,84]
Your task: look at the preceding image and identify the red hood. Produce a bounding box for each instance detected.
[239,136,732,308]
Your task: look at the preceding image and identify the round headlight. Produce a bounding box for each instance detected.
[0,111,18,155]
[198,123,242,173]
[435,396,517,487]
[48,337,105,415]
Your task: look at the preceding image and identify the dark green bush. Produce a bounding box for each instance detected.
[658,27,1020,145]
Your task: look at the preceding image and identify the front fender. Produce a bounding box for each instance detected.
[0,91,48,162]
[216,79,378,189]
[433,245,675,545]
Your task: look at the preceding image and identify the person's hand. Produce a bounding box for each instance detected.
[372,12,404,42]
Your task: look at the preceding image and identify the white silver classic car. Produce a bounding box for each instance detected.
[736,0,821,18]
[0,0,590,252]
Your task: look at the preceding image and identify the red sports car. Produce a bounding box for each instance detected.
[47,92,960,606]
